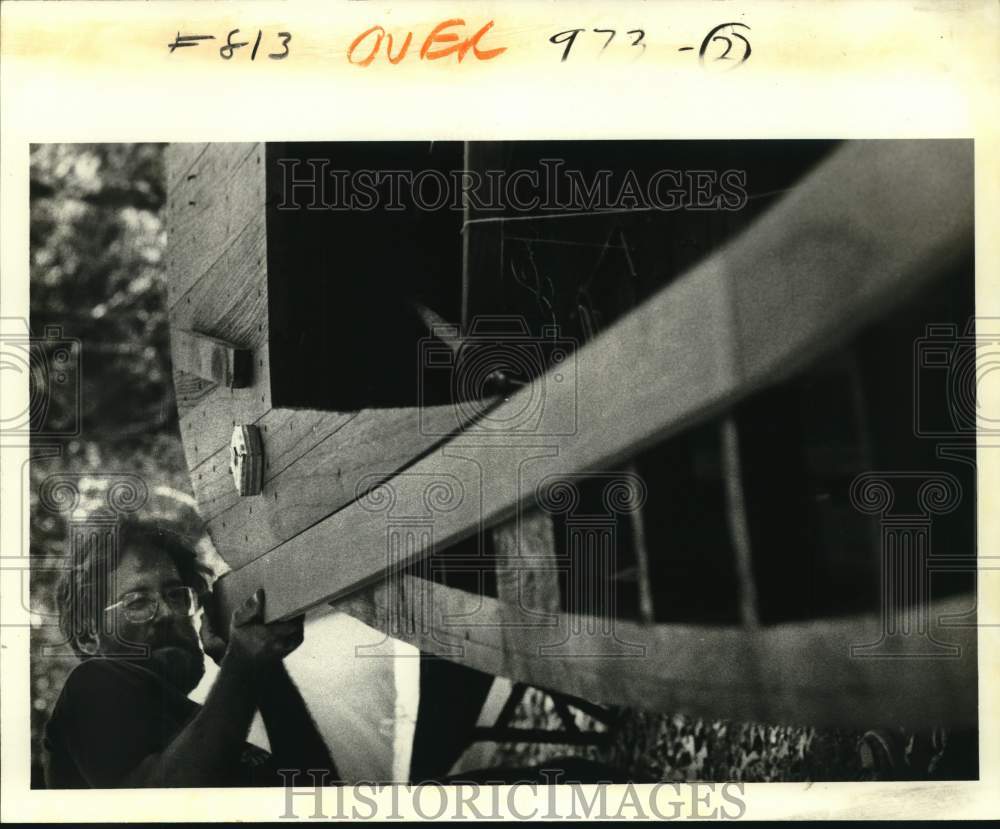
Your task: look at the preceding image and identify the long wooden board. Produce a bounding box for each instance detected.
[213,140,973,624]
[493,507,561,624]
[333,578,976,730]
[166,144,263,310]
[164,142,209,193]
[193,404,492,570]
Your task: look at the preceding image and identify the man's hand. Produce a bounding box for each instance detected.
[200,588,304,669]
[199,595,229,666]
[229,589,305,669]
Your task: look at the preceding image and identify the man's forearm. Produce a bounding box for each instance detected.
[257,663,338,780]
[122,651,258,787]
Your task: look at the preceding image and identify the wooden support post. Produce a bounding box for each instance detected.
[493,507,561,626]
[719,417,760,629]
[624,461,655,625]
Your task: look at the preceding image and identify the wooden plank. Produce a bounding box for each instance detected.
[165,146,236,306]
[169,210,270,473]
[492,507,561,625]
[170,328,253,389]
[623,461,655,625]
[719,417,760,628]
[191,408,356,517]
[214,140,972,625]
[171,368,217,420]
[165,142,209,192]
[195,405,472,570]
[728,139,972,385]
[165,144,264,310]
[335,579,976,729]
[165,144,271,474]
[175,335,271,473]
[191,404,474,519]
[169,209,269,347]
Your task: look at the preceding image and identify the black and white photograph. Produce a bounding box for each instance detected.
[2,1,998,822]
[23,138,978,792]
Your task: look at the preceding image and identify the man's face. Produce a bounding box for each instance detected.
[97,544,205,694]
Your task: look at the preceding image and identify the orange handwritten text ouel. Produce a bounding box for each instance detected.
[347,19,506,66]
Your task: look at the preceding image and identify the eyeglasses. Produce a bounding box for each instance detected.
[104,586,200,624]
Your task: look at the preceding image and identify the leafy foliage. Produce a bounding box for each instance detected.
[28,144,199,786]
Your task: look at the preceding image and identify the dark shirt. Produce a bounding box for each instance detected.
[43,658,281,788]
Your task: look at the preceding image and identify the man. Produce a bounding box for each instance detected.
[44,520,338,788]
